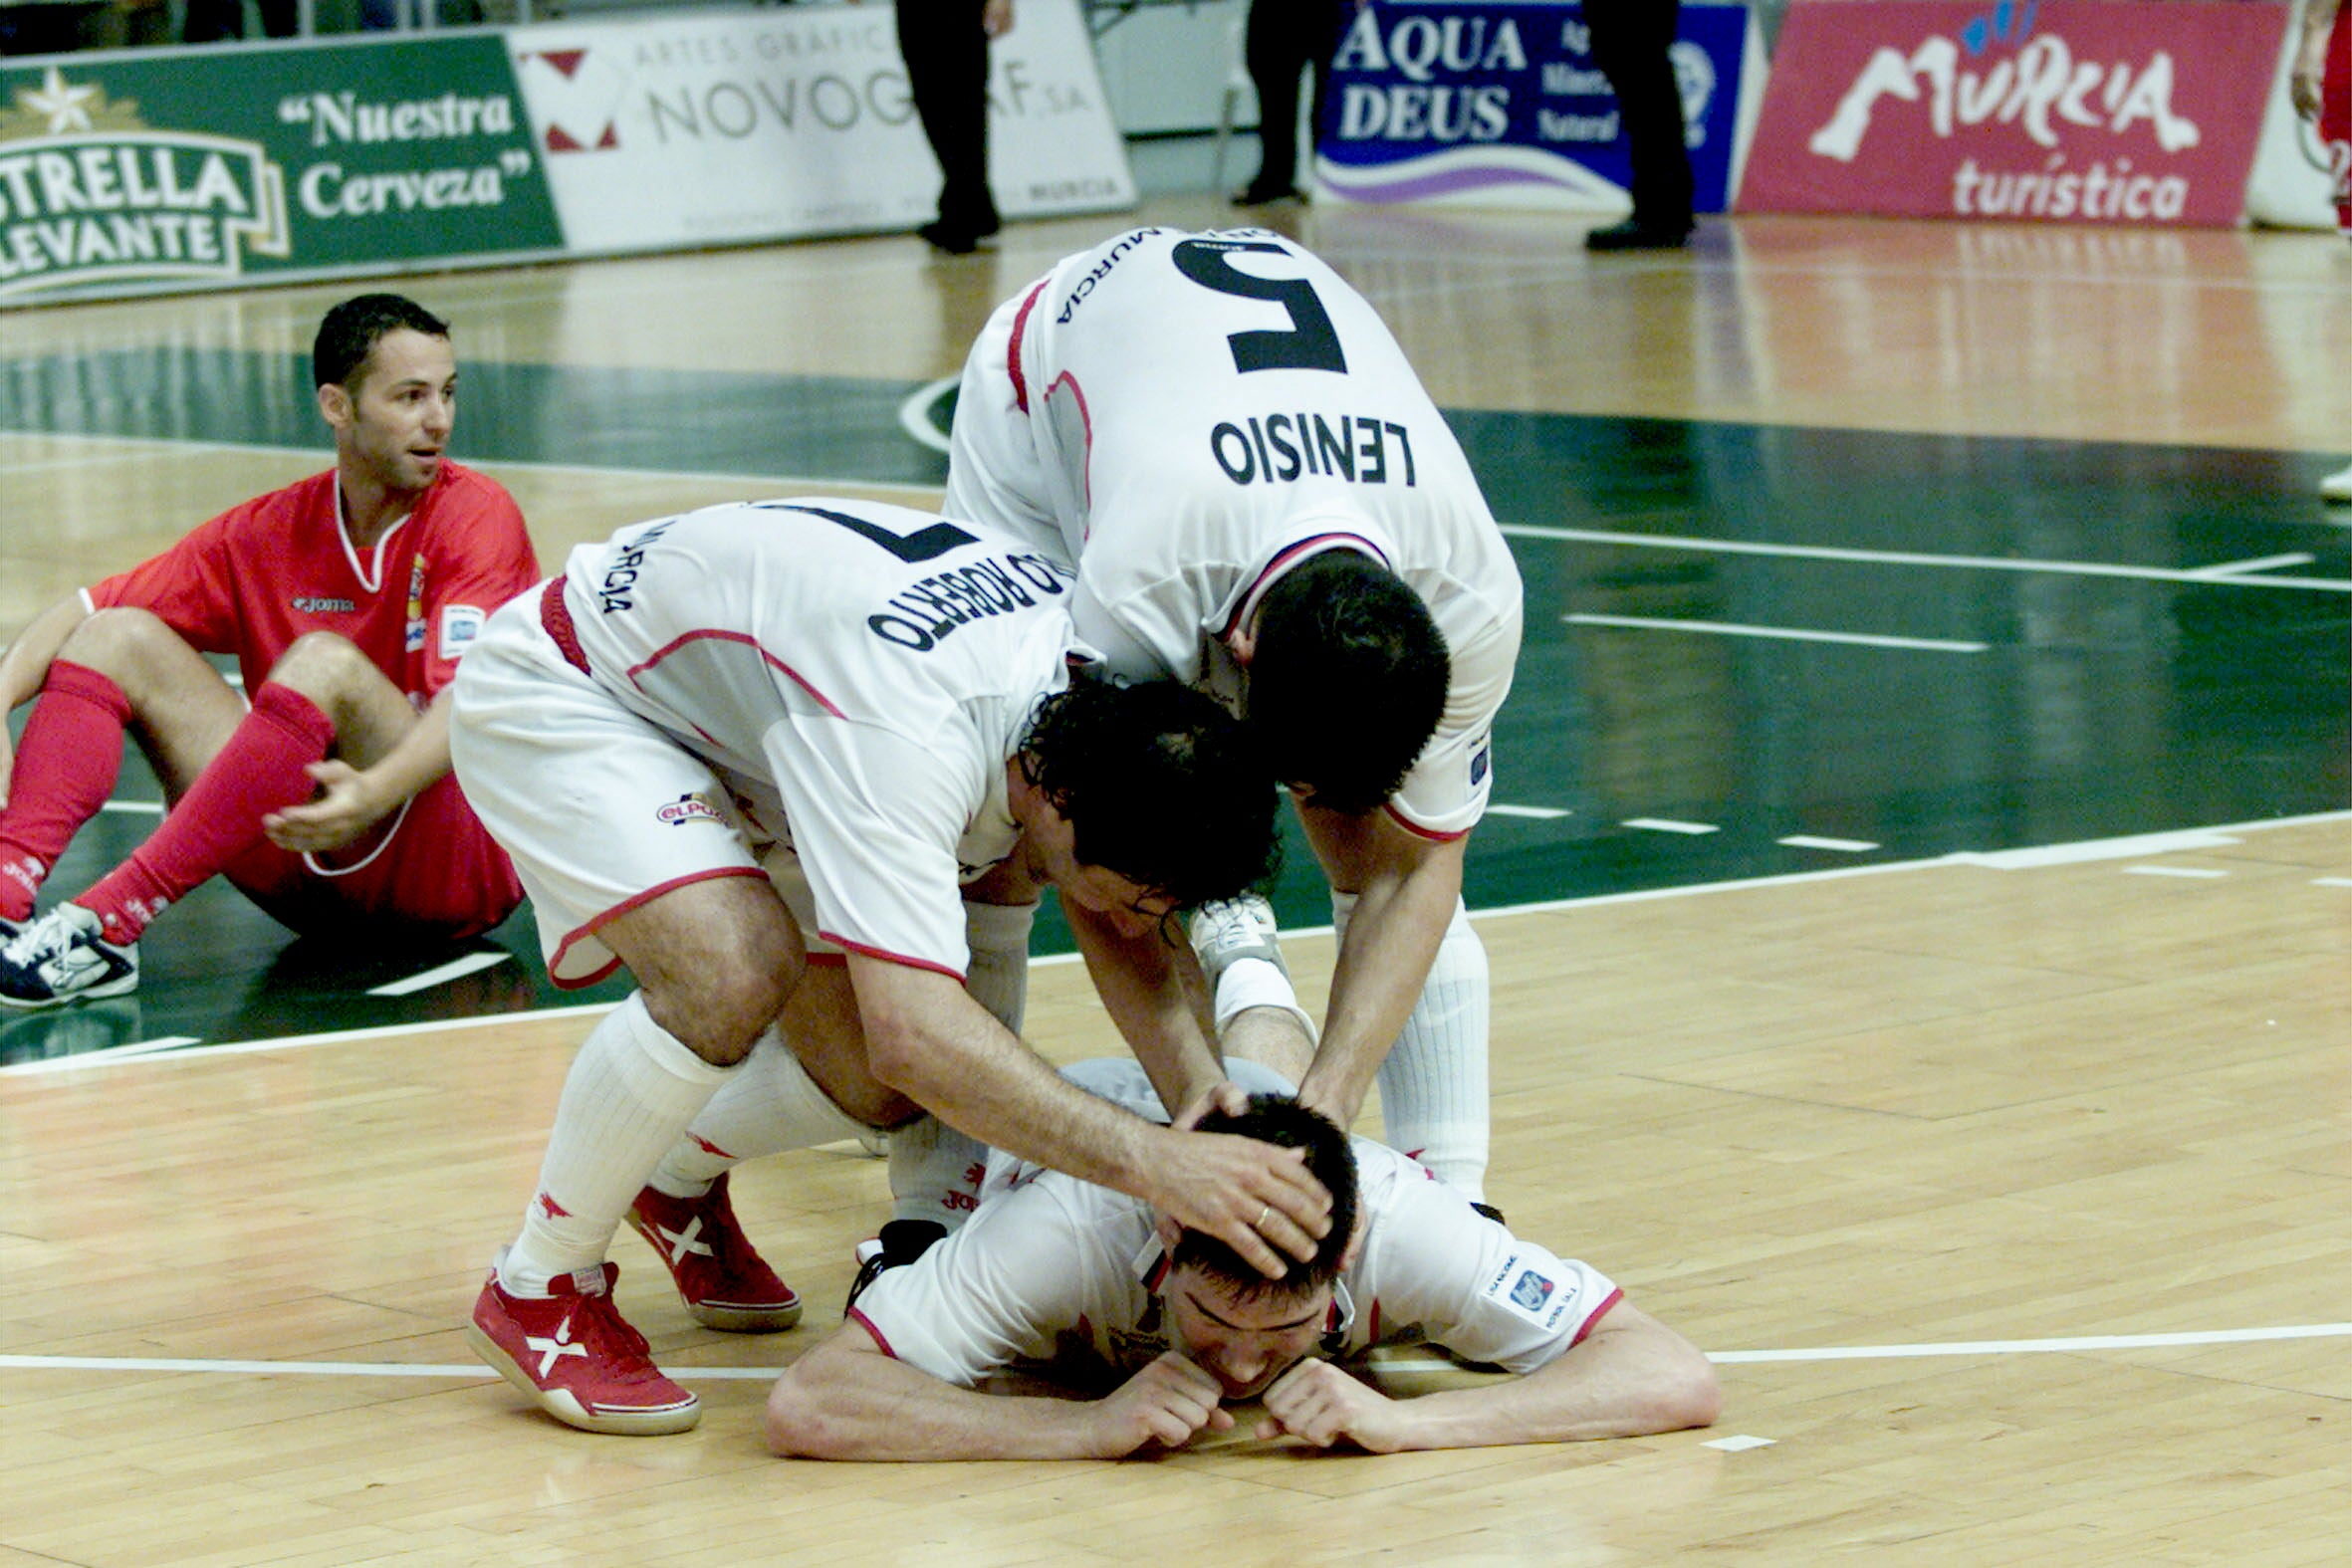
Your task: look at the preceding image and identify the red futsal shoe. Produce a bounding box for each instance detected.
[466,1257,701,1436]
[627,1174,803,1332]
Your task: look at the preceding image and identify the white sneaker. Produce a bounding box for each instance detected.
[1188,894,1288,990]
[0,904,138,1009]
[2321,459,2352,504]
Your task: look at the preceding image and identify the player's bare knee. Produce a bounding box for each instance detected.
[267,631,373,700]
[642,953,793,1067]
[60,605,192,678]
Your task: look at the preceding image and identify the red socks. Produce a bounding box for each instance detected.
[79,682,335,945]
[0,661,132,923]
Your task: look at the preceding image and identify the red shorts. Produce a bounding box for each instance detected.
[221,770,523,943]
[2325,3,2351,235]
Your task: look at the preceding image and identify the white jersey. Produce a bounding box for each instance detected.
[467,498,1080,980]
[944,227,1525,839]
[851,1060,1621,1387]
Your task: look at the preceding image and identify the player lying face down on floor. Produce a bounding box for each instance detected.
[765,1057,1720,1459]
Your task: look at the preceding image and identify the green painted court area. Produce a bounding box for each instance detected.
[3,350,2345,1061]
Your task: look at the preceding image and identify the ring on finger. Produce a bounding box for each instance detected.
[1256,1204,1272,1230]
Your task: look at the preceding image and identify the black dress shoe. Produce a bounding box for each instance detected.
[1232,177,1304,206]
[1584,217,1693,252]
[917,220,981,255]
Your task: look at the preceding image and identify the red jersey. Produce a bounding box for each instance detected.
[2324,1,2351,235]
[89,462,540,705]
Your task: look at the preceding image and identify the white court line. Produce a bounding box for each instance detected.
[1623,817,1720,834]
[2186,553,2315,578]
[2315,876,2352,888]
[1566,613,1988,653]
[1777,835,1879,852]
[11,1321,2348,1383]
[367,951,512,997]
[1956,829,2243,868]
[9,810,2342,1077]
[99,800,163,815]
[1508,523,2352,593]
[1486,803,1570,819]
[0,1035,203,1073]
[2122,865,2229,879]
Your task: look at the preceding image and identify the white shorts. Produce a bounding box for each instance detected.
[448,589,833,988]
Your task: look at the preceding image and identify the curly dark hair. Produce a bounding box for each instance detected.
[1170,1095,1357,1303]
[1018,677,1280,911]
[1245,551,1451,815]
[314,294,451,392]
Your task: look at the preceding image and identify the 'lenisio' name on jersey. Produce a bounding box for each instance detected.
[1208,411,1421,489]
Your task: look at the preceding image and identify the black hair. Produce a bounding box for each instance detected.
[1245,552,1450,815]
[1019,677,1280,912]
[313,294,451,391]
[1170,1095,1357,1303]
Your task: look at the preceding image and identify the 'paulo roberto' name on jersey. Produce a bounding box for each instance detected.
[592,504,1072,654]
[867,549,1072,652]
[1210,410,1419,489]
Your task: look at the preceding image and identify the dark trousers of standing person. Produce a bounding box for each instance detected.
[898,0,1000,252]
[1584,0,1695,247]
[1239,0,1342,203]
[182,0,296,40]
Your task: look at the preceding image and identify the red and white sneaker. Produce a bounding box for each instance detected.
[466,1256,701,1436]
[626,1174,803,1332]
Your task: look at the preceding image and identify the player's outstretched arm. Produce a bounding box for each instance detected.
[1293,807,1469,1128]
[767,1324,1230,1461]
[849,956,1332,1275]
[1257,1302,1720,1454]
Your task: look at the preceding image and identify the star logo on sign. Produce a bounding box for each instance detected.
[22,67,100,134]
[526,1313,590,1378]
[651,1216,712,1261]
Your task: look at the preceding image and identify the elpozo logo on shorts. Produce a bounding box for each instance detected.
[0,67,289,299]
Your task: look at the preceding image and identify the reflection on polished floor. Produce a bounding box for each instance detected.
[1,196,2348,1564]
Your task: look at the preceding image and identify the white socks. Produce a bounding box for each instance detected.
[961,900,1035,1035]
[503,992,734,1296]
[649,1026,874,1198]
[1333,890,1492,1201]
[883,900,1032,1228]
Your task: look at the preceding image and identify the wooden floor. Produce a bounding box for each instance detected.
[2,194,2350,1564]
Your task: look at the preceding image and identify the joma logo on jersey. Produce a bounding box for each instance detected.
[293,595,357,614]
[655,792,723,826]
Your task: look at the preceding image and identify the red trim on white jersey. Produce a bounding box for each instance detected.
[1217,533,1388,642]
[847,1306,896,1359]
[550,865,771,989]
[823,932,967,982]
[623,629,846,719]
[1383,800,1472,843]
[1570,1286,1624,1347]
[1046,370,1096,520]
[1006,281,1050,414]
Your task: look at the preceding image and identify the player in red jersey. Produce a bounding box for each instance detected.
[2293,0,2352,502]
[0,295,538,1008]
